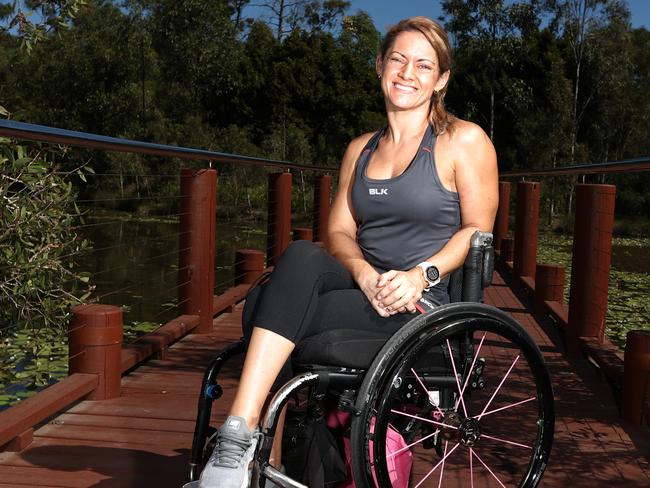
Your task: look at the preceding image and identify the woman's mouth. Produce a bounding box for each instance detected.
[393,82,417,93]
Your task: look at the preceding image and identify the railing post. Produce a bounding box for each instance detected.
[500,237,514,263]
[69,304,123,400]
[494,181,511,252]
[534,264,565,314]
[567,184,616,353]
[267,172,292,266]
[313,174,332,244]
[178,168,217,334]
[235,249,265,285]
[513,181,541,285]
[293,227,313,241]
[622,330,650,425]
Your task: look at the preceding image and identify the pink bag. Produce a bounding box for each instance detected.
[327,410,412,488]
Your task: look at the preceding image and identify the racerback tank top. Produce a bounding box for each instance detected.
[351,125,461,272]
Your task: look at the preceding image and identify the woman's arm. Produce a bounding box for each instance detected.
[327,134,392,317]
[377,121,499,313]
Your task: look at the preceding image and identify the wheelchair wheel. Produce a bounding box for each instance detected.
[350,303,554,488]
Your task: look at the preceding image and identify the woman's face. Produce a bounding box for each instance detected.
[377,30,449,114]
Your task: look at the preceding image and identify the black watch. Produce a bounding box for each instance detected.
[417,262,441,291]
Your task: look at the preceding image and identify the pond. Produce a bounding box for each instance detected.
[1,219,649,408]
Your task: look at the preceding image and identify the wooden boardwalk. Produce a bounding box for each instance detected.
[0,269,649,487]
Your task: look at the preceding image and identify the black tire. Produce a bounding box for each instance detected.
[350,303,554,488]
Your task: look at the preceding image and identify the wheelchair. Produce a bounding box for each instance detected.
[188,232,554,488]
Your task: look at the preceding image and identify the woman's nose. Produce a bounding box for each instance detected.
[399,61,415,79]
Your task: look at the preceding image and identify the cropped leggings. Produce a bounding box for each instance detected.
[241,241,449,383]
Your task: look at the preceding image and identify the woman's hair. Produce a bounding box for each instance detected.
[379,17,455,134]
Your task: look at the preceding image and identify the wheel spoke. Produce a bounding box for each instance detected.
[471,448,508,488]
[470,447,475,488]
[456,332,487,412]
[411,367,445,417]
[412,442,460,488]
[386,429,439,459]
[476,396,537,418]
[390,409,458,430]
[437,441,448,488]
[446,339,467,417]
[481,433,532,450]
[478,354,520,420]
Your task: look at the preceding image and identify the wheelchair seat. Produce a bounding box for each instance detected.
[292,231,495,371]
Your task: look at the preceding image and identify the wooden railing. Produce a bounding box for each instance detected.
[0,119,333,451]
[495,163,650,426]
[0,119,648,454]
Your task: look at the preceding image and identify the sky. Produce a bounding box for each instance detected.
[346,0,650,32]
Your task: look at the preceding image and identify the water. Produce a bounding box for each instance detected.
[0,214,268,408]
[537,233,650,347]
[1,220,649,408]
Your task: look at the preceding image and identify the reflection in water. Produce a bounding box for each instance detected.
[76,216,267,328]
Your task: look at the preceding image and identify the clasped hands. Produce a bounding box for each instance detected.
[360,267,426,318]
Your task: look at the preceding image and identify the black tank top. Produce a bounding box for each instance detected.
[351,125,461,272]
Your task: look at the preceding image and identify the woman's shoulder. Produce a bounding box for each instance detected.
[445,119,490,147]
[340,131,377,169]
[347,131,376,153]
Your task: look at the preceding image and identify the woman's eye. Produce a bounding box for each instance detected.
[390,56,404,63]
[418,64,433,71]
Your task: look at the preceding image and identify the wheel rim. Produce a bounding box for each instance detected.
[355,314,554,488]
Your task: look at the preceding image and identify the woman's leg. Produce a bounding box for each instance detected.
[229,326,295,429]
[199,242,358,487]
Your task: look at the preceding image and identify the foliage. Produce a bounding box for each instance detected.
[0,0,87,49]
[0,137,93,335]
[1,0,650,216]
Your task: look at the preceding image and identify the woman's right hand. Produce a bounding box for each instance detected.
[356,267,392,318]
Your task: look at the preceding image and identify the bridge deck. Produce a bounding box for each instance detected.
[0,269,648,487]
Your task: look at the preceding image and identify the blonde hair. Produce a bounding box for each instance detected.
[379,17,455,134]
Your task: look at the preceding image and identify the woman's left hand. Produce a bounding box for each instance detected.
[375,269,424,314]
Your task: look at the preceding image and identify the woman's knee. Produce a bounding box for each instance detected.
[278,240,323,265]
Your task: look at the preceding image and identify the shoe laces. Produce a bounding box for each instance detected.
[211,430,261,468]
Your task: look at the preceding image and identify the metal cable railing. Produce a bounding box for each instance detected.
[0,119,332,407]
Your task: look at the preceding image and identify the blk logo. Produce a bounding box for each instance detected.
[369,188,388,196]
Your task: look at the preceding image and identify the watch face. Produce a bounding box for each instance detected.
[426,266,440,282]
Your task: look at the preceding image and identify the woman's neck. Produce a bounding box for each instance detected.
[384,107,430,144]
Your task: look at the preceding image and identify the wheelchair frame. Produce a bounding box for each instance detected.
[188,233,555,488]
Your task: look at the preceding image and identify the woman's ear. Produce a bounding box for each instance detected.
[435,70,451,92]
[375,55,383,78]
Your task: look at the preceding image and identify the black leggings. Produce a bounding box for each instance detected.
[242,240,449,345]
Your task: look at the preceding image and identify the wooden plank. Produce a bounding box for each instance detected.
[53,413,196,433]
[121,314,200,372]
[0,374,97,449]
[35,423,190,447]
[212,284,250,315]
[545,299,569,329]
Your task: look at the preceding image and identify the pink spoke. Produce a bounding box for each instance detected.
[471,449,507,488]
[411,367,445,417]
[456,332,487,412]
[437,441,448,488]
[476,396,537,418]
[386,430,439,459]
[470,447,474,488]
[391,409,458,430]
[478,354,520,420]
[413,442,460,488]
[481,433,532,449]
[446,339,467,417]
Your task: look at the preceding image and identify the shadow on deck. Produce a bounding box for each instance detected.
[0,269,648,487]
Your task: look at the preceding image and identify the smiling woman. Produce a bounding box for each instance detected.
[194,15,499,488]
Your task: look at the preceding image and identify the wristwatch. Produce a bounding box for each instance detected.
[417,262,441,291]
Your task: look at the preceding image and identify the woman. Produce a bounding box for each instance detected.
[199,16,498,488]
